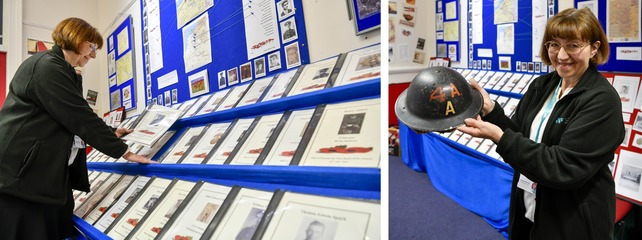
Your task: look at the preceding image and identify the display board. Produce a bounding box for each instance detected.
[140,0,310,106]
[107,15,138,111]
[575,0,642,73]
[467,0,556,74]
[435,0,460,62]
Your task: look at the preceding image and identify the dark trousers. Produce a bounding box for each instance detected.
[0,190,76,239]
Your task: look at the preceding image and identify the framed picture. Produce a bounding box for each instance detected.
[204,118,255,164]
[127,180,197,239]
[179,122,232,164]
[202,187,274,240]
[156,182,232,240]
[227,113,284,165]
[258,108,315,165]
[280,17,298,44]
[286,55,339,97]
[104,177,173,239]
[188,69,210,98]
[284,42,302,69]
[254,57,266,78]
[239,62,253,83]
[292,98,380,168]
[347,0,381,35]
[93,176,151,232]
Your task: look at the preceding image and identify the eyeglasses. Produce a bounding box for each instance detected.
[544,41,589,54]
[87,42,98,52]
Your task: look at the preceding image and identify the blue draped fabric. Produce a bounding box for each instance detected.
[399,123,513,238]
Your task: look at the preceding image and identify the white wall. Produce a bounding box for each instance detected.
[389,0,433,84]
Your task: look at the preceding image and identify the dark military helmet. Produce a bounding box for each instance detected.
[395,66,483,133]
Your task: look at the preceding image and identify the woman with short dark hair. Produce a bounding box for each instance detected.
[0,17,151,239]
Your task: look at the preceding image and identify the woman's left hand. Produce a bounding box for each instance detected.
[115,128,133,138]
[457,115,504,143]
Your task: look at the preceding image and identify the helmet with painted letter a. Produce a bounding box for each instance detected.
[395,66,483,133]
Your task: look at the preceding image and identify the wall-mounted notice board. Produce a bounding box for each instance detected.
[575,0,641,74]
[107,15,138,111]
[140,0,310,106]
[468,0,556,74]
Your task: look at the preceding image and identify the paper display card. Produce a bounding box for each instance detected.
[253,191,380,240]
[257,108,315,165]
[484,72,505,89]
[512,74,534,94]
[136,131,177,160]
[215,84,250,112]
[181,94,213,119]
[477,71,496,87]
[74,173,123,218]
[235,76,275,108]
[176,98,199,118]
[504,98,520,118]
[226,113,284,165]
[285,55,344,97]
[179,122,233,164]
[83,175,136,225]
[333,45,381,86]
[127,180,197,240]
[158,126,207,164]
[74,172,110,209]
[157,182,232,240]
[94,176,151,232]
[105,177,173,239]
[614,150,642,205]
[260,68,299,103]
[492,72,513,90]
[202,187,275,240]
[293,98,380,168]
[613,75,641,113]
[205,118,255,164]
[500,73,524,92]
[123,105,182,147]
[195,88,232,116]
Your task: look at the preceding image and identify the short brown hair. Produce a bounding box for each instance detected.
[52,18,103,54]
[540,8,609,67]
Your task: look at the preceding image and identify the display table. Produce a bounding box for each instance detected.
[399,122,512,238]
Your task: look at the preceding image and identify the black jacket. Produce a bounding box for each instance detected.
[484,66,624,240]
[0,45,128,206]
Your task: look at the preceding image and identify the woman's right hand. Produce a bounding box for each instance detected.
[468,78,494,116]
[122,151,153,164]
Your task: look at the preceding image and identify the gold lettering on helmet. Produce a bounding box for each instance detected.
[450,83,461,98]
[445,101,456,115]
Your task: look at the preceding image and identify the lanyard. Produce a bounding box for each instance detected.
[534,81,561,143]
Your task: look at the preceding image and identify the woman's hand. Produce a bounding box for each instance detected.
[115,128,133,138]
[457,115,504,143]
[122,151,153,164]
[468,78,494,116]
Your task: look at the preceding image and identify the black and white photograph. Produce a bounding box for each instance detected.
[217,70,227,89]
[143,195,159,210]
[277,0,295,21]
[268,51,282,71]
[281,18,298,43]
[234,208,265,240]
[619,164,642,191]
[338,113,365,134]
[254,57,266,77]
[295,218,338,240]
[312,68,330,80]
